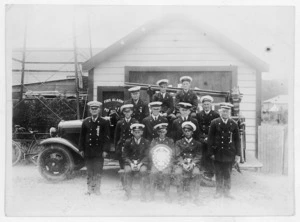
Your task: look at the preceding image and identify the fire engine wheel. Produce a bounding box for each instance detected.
[12,141,23,166]
[37,144,74,181]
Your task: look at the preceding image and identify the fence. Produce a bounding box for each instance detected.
[258,124,289,175]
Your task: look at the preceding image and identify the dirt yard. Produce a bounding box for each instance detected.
[6,163,294,217]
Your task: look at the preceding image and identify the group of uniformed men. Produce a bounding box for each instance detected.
[79,76,241,205]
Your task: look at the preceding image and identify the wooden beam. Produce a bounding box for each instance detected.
[13,69,74,73]
[23,61,83,64]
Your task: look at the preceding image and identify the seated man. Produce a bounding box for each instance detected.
[122,123,150,202]
[173,121,203,205]
[149,123,174,203]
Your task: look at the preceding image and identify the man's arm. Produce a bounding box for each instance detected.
[207,120,216,158]
[166,95,175,115]
[233,123,241,156]
[102,119,111,153]
[190,93,199,113]
[114,121,121,148]
[122,140,132,165]
[78,120,86,152]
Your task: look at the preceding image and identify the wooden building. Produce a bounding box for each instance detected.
[82,16,269,158]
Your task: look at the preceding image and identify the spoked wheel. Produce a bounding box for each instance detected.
[12,141,23,166]
[28,144,45,165]
[37,144,74,181]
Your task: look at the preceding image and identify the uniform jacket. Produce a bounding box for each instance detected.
[149,136,175,165]
[124,99,149,123]
[207,117,241,162]
[122,137,150,165]
[114,117,138,151]
[174,138,202,167]
[79,116,110,158]
[171,116,200,142]
[175,90,199,113]
[142,115,168,141]
[152,92,174,115]
[196,110,220,143]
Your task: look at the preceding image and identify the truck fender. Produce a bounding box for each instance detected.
[40,138,82,157]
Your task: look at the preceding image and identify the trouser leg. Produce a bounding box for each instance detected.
[124,165,133,197]
[139,165,148,201]
[202,143,214,179]
[94,157,104,194]
[163,169,172,197]
[223,162,232,195]
[85,158,93,193]
[149,167,158,199]
[214,161,224,194]
[174,166,184,201]
[191,167,201,200]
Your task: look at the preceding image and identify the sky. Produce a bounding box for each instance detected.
[6,5,294,80]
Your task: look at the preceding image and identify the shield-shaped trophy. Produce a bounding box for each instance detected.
[150,144,173,171]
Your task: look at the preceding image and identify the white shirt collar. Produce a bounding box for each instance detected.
[159,137,165,142]
[152,114,159,120]
[221,117,228,124]
[92,116,98,122]
[181,116,188,121]
[185,137,193,143]
[204,110,211,114]
[134,138,141,144]
[125,117,131,122]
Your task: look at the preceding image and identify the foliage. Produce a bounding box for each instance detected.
[13,97,87,133]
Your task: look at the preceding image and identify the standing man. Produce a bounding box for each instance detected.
[149,123,174,203]
[122,123,150,202]
[196,95,220,182]
[142,101,168,141]
[152,79,175,119]
[207,103,241,199]
[175,76,198,117]
[79,101,110,195]
[114,104,138,170]
[124,86,149,123]
[173,121,202,205]
[172,102,200,142]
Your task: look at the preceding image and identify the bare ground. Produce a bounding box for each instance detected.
[6,164,294,217]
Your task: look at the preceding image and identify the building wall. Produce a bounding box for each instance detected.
[92,21,258,153]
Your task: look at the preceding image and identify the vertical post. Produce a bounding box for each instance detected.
[73,16,80,120]
[87,14,93,58]
[19,23,27,101]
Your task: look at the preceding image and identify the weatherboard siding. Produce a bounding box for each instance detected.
[92,22,257,151]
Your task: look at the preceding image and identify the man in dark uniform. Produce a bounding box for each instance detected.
[149,123,174,203]
[122,123,150,202]
[114,104,138,170]
[175,76,198,117]
[124,86,149,123]
[142,101,168,141]
[152,79,175,120]
[79,101,110,195]
[172,102,200,142]
[207,103,241,199]
[173,121,203,205]
[196,95,220,182]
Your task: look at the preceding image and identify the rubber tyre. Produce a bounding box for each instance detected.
[37,144,74,181]
[12,141,22,166]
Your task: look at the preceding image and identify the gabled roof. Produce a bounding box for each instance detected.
[82,14,269,72]
[263,95,288,104]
